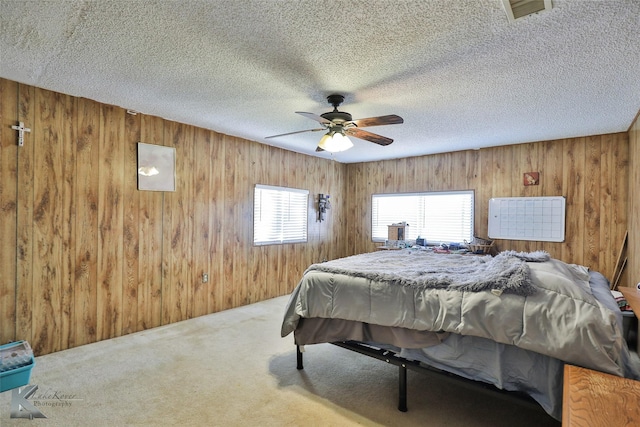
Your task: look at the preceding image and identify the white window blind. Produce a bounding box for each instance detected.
[371,191,474,244]
[254,184,309,245]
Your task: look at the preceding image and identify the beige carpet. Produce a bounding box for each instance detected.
[0,296,560,426]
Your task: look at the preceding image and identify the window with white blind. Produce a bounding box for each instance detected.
[371,191,474,244]
[254,184,309,245]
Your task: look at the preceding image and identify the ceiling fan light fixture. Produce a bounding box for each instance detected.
[318,131,353,152]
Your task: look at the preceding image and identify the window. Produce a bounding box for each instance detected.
[371,191,474,244]
[254,184,309,245]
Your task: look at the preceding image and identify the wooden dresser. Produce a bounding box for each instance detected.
[563,364,640,426]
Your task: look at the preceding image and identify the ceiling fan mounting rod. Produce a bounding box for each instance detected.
[321,94,352,123]
[326,94,345,110]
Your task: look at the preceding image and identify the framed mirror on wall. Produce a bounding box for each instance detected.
[137,142,176,192]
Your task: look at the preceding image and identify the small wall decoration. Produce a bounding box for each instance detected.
[137,142,176,191]
[523,172,539,186]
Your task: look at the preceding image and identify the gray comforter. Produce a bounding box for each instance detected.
[281,250,628,377]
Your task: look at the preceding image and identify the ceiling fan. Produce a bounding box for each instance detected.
[265,94,404,152]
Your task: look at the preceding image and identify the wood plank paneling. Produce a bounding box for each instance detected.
[223,136,239,309]
[0,79,18,342]
[598,133,614,282]
[74,97,100,346]
[346,133,629,281]
[60,90,76,351]
[163,121,193,323]
[31,89,64,354]
[249,142,269,303]
[15,83,35,345]
[234,136,250,307]
[540,139,564,255]
[192,126,212,317]
[583,136,601,269]
[478,148,494,240]
[208,131,225,314]
[1,78,348,355]
[97,105,125,341]
[123,112,141,335]
[0,76,633,356]
[138,114,164,330]
[626,112,639,288]
[561,138,586,266]
[612,132,630,286]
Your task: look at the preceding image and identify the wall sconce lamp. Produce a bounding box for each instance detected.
[318,194,331,222]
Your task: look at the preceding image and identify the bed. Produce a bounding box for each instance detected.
[280,249,640,420]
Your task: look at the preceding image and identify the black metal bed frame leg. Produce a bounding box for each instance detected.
[328,341,544,415]
[296,345,304,370]
[398,364,408,412]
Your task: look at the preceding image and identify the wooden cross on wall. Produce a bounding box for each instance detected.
[11,121,31,146]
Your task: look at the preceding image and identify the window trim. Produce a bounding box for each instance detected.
[253,184,309,246]
[371,190,475,244]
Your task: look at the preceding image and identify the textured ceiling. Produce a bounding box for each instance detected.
[1,0,639,163]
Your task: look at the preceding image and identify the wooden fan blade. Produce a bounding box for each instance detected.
[350,114,403,128]
[265,128,325,139]
[296,111,333,124]
[346,128,393,146]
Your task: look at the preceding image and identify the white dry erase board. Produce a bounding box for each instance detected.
[488,196,565,242]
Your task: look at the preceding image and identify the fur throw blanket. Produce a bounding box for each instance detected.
[306,250,550,296]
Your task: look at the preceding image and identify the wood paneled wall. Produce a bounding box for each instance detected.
[1,77,636,357]
[628,111,640,289]
[0,79,347,355]
[345,134,629,283]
